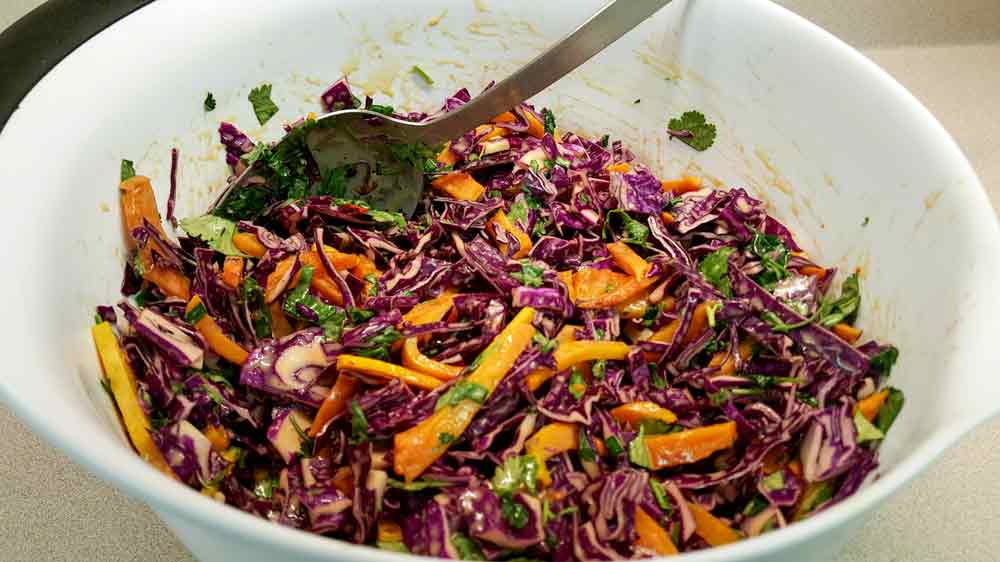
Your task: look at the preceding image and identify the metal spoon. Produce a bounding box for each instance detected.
[215,0,673,217]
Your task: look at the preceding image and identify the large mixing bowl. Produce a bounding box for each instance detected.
[2,1,998,561]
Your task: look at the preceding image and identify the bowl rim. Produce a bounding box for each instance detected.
[1,0,997,560]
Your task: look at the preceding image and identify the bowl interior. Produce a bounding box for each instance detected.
[2,0,999,560]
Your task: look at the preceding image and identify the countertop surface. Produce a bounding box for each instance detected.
[2,1,998,561]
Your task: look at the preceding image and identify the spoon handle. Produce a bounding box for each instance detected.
[419,0,674,145]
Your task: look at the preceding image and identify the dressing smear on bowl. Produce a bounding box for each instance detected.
[91,76,903,559]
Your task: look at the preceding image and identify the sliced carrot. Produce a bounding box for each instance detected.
[402,337,463,380]
[525,422,578,487]
[832,323,862,343]
[309,374,360,438]
[221,256,244,289]
[688,501,741,546]
[186,295,249,365]
[799,265,826,280]
[232,232,267,258]
[523,110,545,138]
[394,308,537,481]
[648,301,714,346]
[661,211,676,225]
[636,505,680,555]
[857,389,890,422]
[92,322,177,480]
[554,324,581,344]
[491,111,517,124]
[610,402,677,428]
[573,268,633,302]
[436,143,460,167]
[661,176,703,195]
[119,176,191,300]
[525,340,631,391]
[269,301,294,338]
[203,425,230,453]
[606,241,650,279]
[336,355,443,391]
[487,210,533,259]
[265,247,359,304]
[644,421,738,470]
[708,340,755,375]
[558,271,577,303]
[431,172,485,201]
[402,290,457,326]
[576,276,658,309]
[606,163,631,173]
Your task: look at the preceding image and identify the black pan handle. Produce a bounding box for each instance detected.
[0,0,154,131]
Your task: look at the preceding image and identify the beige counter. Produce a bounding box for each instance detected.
[2,1,998,561]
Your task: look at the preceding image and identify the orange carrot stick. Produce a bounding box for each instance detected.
[309,374,360,438]
[436,143,460,166]
[636,505,680,555]
[857,389,889,422]
[799,265,826,280]
[232,232,267,258]
[430,172,485,201]
[606,241,651,279]
[660,176,703,195]
[576,277,658,309]
[92,322,177,479]
[525,340,630,391]
[221,256,244,289]
[525,422,578,487]
[336,355,443,391]
[402,338,463,381]
[269,302,294,338]
[610,402,677,428]
[606,163,630,173]
[689,501,741,546]
[648,301,714,346]
[185,295,249,365]
[832,323,862,343]
[491,111,517,124]
[644,421,738,469]
[708,340,754,375]
[202,425,230,453]
[487,210,533,259]
[119,176,191,300]
[394,308,537,481]
[523,110,545,138]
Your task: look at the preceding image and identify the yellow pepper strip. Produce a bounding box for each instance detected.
[526,341,631,391]
[430,172,485,201]
[492,111,517,124]
[610,401,677,428]
[377,519,404,543]
[636,505,680,555]
[644,421,738,470]
[91,322,177,480]
[186,295,249,365]
[660,176,703,195]
[606,241,651,279]
[436,143,460,166]
[576,276,658,309]
[232,232,267,258]
[648,301,715,347]
[394,308,537,481]
[523,110,545,138]
[402,338,463,381]
[708,339,754,375]
[557,271,576,302]
[487,210,533,259]
[476,124,508,141]
[857,389,890,422]
[336,355,443,391]
[689,501,741,546]
[202,425,230,453]
[606,162,631,173]
[402,290,456,326]
[309,374,359,438]
[525,422,578,487]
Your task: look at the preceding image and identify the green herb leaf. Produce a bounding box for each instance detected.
[649,479,672,512]
[637,419,677,435]
[748,229,790,290]
[364,273,379,297]
[316,165,350,198]
[792,481,834,520]
[853,410,884,443]
[248,84,279,125]
[354,327,403,361]
[348,308,375,324]
[204,92,217,112]
[599,134,610,148]
[387,141,438,173]
[875,387,905,435]
[568,369,587,400]
[120,159,136,181]
[349,399,369,445]
[604,435,624,456]
[667,110,717,151]
[411,65,434,85]
[288,414,315,458]
[450,533,485,561]
[862,216,870,227]
[628,425,652,469]
[436,380,490,411]
[743,495,769,517]
[438,432,456,444]
[492,455,539,496]
[604,209,650,245]
[254,474,280,499]
[648,362,667,390]
[762,470,785,491]
[817,273,861,327]
[501,494,530,529]
[241,278,272,338]
[761,311,813,333]
[387,477,455,491]
[870,346,899,377]
[532,333,557,354]
[212,185,270,221]
[368,208,407,230]
[592,359,607,380]
[184,302,207,324]
[699,247,735,296]
[283,267,348,338]
[179,215,247,256]
[511,261,545,288]
[541,108,556,135]
[578,430,597,463]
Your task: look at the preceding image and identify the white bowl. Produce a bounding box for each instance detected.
[2,1,999,561]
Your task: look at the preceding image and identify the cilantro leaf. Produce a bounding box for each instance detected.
[748,230,790,290]
[353,327,403,361]
[450,534,485,561]
[368,208,407,230]
[532,333,557,354]
[628,424,652,468]
[120,159,136,181]
[317,165,350,198]
[761,310,813,333]
[492,455,539,496]
[436,380,489,410]
[369,104,395,116]
[411,65,434,85]
[283,267,348,338]
[604,209,649,245]
[254,475,280,499]
[179,215,247,256]
[817,273,861,327]
[387,477,455,491]
[501,494,530,529]
[204,92,216,112]
[248,84,279,125]
[604,435,624,456]
[511,261,545,288]
[870,346,899,377]
[212,185,270,221]
[541,108,556,135]
[288,414,315,458]
[241,278,272,338]
[349,399,369,444]
[699,247,735,296]
[667,110,717,151]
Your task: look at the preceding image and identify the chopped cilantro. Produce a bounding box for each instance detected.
[241,278,272,338]
[436,380,489,410]
[699,247,735,296]
[349,399,369,444]
[511,261,545,288]
[592,359,607,380]
[862,216,870,227]
[568,369,587,400]
[369,104,395,116]
[578,430,597,463]
[184,302,207,324]
[492,455,539,495]
[450,534,485,561]
[283,267,348,338]
[438,432,456,445]
[120,159,136,181]
[212,185,270,221]
[761,310,813,333]
[667,110,717,151]
[598,134,610,148]
[604,435,624,456]
[254,475,280,499]
[871,346,899,377]
[248,84,279,125]
[354,327,403,361]
[604,209,650,245]
[541,108,556,135]
[816,273,861,327]
[532,333,557,354]
[288,414,315,458]
[748,229,790,290]
[204,92,216,112]
[501,494,529,529]
[387,477,455,491]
